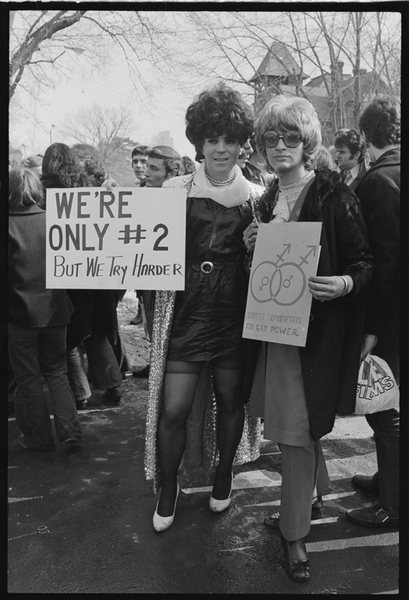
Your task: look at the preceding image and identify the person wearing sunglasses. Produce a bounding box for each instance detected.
[243,95,374,582]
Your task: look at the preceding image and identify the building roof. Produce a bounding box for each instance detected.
[308,70,389,95]
[250,41,304,82]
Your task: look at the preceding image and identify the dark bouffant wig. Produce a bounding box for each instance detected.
[185,83,254,159]
[71,143,106,187]
[9,167,44,212]
[359,95,400,149]
[334,128,367,163]
[41,143,80,190]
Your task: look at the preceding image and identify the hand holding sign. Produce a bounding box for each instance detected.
[308,275,352,302]
[243,221,258,251]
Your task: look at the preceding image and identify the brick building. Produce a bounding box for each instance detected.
[249,42,390,146]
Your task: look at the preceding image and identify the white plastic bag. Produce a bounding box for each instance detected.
[355,354,399,415]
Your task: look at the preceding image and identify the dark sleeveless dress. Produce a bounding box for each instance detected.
[167,196,251,362]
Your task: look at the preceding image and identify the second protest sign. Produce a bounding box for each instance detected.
[243,221,322,347]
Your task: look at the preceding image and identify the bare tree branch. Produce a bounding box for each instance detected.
[10,10,86,100]
[59,103,136,164]
[180,10,400,134]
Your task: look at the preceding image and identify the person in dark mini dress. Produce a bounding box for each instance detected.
[145,84,264,532]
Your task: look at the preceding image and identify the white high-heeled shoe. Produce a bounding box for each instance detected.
[209,473,233,513]
[153,483,180,532]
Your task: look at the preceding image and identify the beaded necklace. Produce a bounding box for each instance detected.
[205,171,237,187]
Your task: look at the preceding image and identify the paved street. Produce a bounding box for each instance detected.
[7,372,399,594]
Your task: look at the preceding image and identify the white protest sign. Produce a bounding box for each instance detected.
[243,222,322,347]
[46,187,186,290]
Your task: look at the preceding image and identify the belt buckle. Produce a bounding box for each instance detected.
[201,261,214,273]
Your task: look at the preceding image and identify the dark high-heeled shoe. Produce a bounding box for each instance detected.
[280,533,310,583]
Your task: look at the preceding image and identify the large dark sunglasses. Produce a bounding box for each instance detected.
[262,130,303,148]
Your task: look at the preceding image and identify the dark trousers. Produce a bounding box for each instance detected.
[365,350,399,516]
[84,334,122,390]
[365,409,399,516]
[8,322,82,449]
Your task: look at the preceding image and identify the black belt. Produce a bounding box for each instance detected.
[188,261,241,274]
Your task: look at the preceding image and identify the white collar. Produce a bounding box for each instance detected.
[189,163,250,207]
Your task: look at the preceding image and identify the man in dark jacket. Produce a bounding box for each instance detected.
[346,96,400,529]
[333,128,369,191]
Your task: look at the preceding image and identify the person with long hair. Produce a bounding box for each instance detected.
[243,96,374,582]
[144,84,263,532]
[71,143,106,187]
[40,142,80,207]
[40,143,123,409]
[8,167,83,450]
[20,154,43,176]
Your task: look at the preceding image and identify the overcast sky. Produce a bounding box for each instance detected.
[9,5,400,160]
[11,59,196,159]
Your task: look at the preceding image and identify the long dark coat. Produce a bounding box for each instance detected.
[355,147,400,359]
[256,170,374,440]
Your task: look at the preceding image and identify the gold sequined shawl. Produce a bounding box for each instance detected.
[144,174,264,493]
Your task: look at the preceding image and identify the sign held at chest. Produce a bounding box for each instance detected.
[243,222,322,347]
[46,187,186,290]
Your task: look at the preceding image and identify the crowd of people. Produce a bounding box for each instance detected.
[8,86,400,583]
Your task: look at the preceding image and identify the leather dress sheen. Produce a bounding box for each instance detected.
[167,196,251,362]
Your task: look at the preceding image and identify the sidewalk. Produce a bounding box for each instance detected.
[7,376,399,594]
